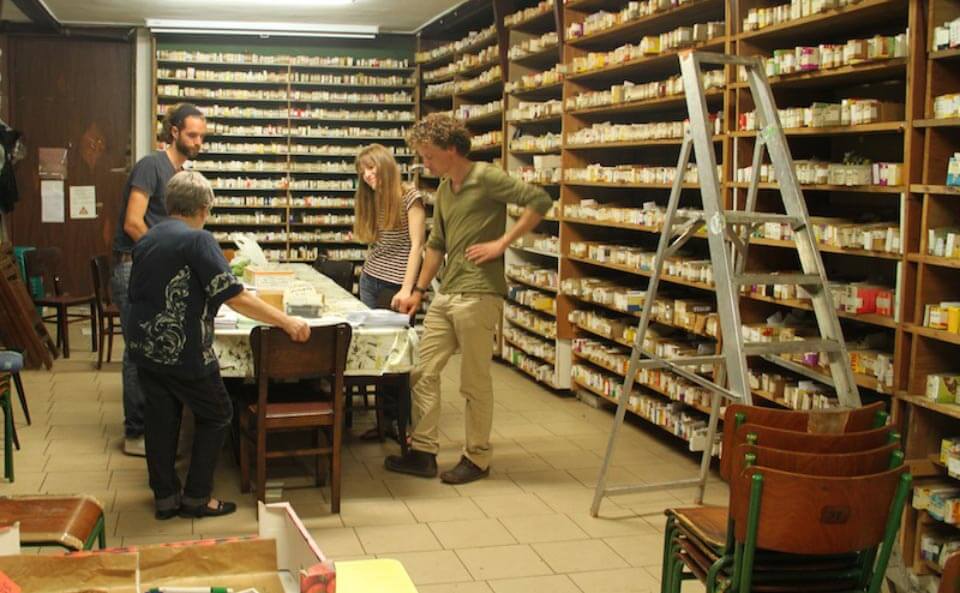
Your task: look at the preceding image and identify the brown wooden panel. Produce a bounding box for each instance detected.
[8,34,133,294]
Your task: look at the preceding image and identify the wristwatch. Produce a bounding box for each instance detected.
[412,285,429,295]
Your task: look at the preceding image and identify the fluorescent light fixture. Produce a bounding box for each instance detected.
[145,18,378,39]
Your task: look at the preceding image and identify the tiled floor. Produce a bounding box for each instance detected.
[4,327,727,592]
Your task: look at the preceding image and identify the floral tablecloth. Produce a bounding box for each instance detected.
[214,264,418,378]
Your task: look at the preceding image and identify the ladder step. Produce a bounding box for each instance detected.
[723,212,803,227]
[735,273,823,286]
[743,339,843,356]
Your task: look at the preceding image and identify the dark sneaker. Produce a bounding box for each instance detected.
[179,499,237,519]
[440,456,489,484]
[384,449,437,478]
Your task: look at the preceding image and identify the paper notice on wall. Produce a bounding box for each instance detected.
[69,185,97,219]
[40,180,65,223]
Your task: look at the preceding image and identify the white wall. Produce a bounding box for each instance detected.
[133,27,153,161]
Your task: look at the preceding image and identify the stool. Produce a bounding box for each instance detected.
[0,351,23,482]
[0,495,106,550]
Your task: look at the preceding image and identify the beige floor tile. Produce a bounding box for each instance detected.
[568,465,638,489]
[604,533,666,567]
[308,526,364,557]
[533,539,629,573]
[45,440,108,455]
[487,574,581,593]
[339,477,393,500]
[355,523,441,554]
[538,450,605,471]
[114,511,195,537]
[378,550,472,585]
[493,424,555,440]
[456,544,553,581]
[289,502,343,529]
[532,486,608,515]
[487,454,553,474]
[42,471,112,493]
[340,499,417,527]
[418,582,492,593]
[1,472,46,495]
[509,470,582,492]
[429,518,516,549]
[122,534,202,546]
[567,509,662,539]
[44,453,110,472]
[571,567,660,593]
[499,514,588,544]
[452,476,524,498]
[470,493,555,518]
[385,477,463,499]
[405,497,485,523]
[190,506,259,535]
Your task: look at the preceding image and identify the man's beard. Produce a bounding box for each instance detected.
[176,138,200,159]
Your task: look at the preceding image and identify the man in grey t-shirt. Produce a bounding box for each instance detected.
[112,102,206,456]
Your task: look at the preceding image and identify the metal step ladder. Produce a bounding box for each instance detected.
[589,50,862,517]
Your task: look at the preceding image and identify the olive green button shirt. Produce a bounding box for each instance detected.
[427,162,552,296]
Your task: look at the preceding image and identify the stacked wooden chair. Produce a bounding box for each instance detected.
[661,402,911,593]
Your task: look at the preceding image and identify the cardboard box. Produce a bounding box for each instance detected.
[928,374,960,404]
[244,265,297,288]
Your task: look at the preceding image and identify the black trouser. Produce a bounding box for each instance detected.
[137,366,233,512]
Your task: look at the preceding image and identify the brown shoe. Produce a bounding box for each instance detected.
[440,456,489,484]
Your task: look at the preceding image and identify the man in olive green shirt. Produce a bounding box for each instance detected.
[389,114,552,484]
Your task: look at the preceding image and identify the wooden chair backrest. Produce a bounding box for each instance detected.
[736,422,895,456]
[0,243,57,367]
[731,442,900,479]
[90,255,113,312]
[24,246,64,297]
[251,324,352,426]
[730,463,908,555]
[312,260,354,293]
[719,401,887,480]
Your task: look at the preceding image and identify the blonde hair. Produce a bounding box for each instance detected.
[353,144,406,243]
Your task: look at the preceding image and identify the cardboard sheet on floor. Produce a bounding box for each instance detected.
[0,549,138,593]
[140,538,284,593]
[336,559,418,593]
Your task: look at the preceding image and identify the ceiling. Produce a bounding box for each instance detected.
[3,0,465,33]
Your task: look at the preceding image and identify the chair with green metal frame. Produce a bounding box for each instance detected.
[0,495,107,550]
[661,406,897,593]
[667,441,904,593]
[717,461,912,593]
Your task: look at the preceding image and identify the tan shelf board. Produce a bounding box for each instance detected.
[501,357,560,389]
[910,185,960,196]
[566,89,724,118]
[913,118,960,128]
[509,45,561,66]
[730,59,907,90]
[567,292,718,340]
[567,0,724,49]
[900,395,960,422]
[566,254,715,292]
[564,181,700,190]
[464,111,504,127]
[507,9,556,33]
[730,182,906,194]
[508,114,562,125]
[743,291,898,329]
[731,121,905,137]
[907,254,960,269]
[930,47,960,61]
[509,147,562,155]
[748,237,902,261]
[506,274,558,293]
[502,333,557,364]
[157,57,414,72]
[905,324,960,347]
[737,0,907,43]
[417,33,498,69]
[508,81,565,99]
[504,315,556,341]
[455,60,501,79]
[566,39,726,83]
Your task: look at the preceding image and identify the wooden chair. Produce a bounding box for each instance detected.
[24,247,96,358]
[312,258,355,293]
[90,256,122,369]
[1,372,14,482]
[718,464,912,593]
[661,403,896,593]
[941,553,960,593]
[240,323,352,511]
[0,495,106,550]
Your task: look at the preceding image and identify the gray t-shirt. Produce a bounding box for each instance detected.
[113,151,177,253]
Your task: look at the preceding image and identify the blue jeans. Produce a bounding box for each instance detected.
[358,272,402,309]
[111,257,145,438]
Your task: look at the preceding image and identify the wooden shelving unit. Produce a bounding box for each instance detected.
[153,38,415,280]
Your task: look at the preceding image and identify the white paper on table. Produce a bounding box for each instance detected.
[40,179,65,223]
[69,185,97,219]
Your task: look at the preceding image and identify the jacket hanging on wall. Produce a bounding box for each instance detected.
[0,126,23,214]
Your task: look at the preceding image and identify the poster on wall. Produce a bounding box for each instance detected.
[69,186,96,219]
[38,147,68,179]
[40,180,65,223]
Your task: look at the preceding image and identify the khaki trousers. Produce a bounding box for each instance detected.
[410,292,503,469]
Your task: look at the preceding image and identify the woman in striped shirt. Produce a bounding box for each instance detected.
[354,143,426,310]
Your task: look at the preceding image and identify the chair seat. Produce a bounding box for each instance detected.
[103,303,121,318]
[668,505,728,549]
[0,351,24,373]
[36,293,95,307]
[0,495,104,551]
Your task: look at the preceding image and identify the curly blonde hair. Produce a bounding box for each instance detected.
[406,113,472,156]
